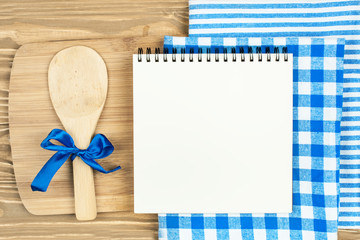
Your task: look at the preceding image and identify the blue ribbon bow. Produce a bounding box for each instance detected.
[31,129,121,192]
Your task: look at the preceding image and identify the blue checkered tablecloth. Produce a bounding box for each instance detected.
[157,37,345,240]
[186,0,360,228]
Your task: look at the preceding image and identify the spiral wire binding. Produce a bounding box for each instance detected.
[266,47,271,61]
[146,48,151,62]
[283,47,288,62]
[215,48,219,62]
[163,48,169,62]
[172,48,177,62]
[239,47,245,62]
[138,48,143,62]
[137,47,288,62]
[181,48,185,62]
[256,47,262,62]
[232,47,236,62]
[189,48,194,62]
[207,48,211,62]
[274,47,280,62]
[248,47,254,62]
[155,48,160,62]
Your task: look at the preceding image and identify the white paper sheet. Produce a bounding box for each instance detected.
[133,54,293,214]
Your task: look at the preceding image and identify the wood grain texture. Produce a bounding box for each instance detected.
[9,37,163,216]
[0,0,358,239]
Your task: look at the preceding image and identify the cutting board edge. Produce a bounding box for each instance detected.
[9,42,40,216]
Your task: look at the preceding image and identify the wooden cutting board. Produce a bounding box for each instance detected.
[9,37,162,215]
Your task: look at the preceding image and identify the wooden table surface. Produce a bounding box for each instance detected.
[0,1,358,239]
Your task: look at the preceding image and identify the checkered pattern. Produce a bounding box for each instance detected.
[157,37,345,240]
[186,0,360,228]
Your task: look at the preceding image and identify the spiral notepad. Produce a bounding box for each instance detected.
[133,47,293,214]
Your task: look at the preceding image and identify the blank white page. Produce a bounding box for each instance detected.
[133,53,293,213]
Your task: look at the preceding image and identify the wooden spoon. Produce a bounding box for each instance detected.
[48,46,108,221]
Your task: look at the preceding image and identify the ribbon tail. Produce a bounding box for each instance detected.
[80,156,121,174]
[31,152,71,192]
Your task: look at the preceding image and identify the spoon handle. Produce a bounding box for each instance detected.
[73,157,97,220]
